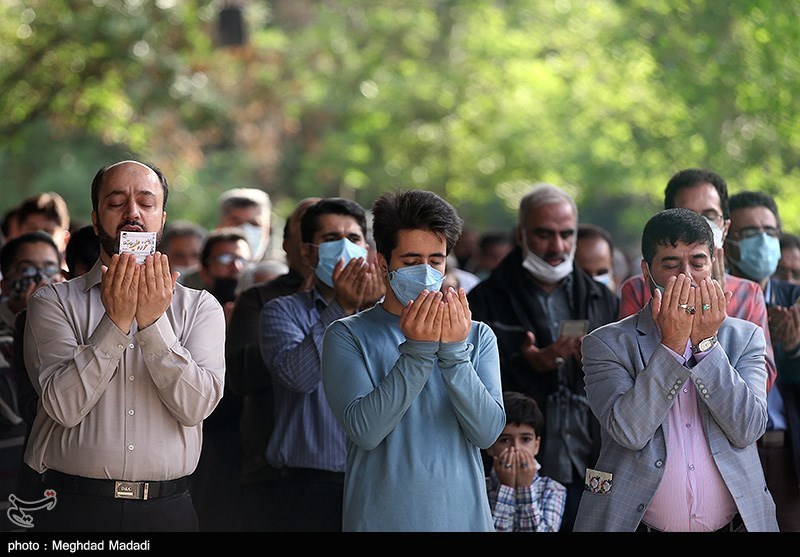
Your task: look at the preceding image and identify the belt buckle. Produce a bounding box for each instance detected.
[114,480,148,500]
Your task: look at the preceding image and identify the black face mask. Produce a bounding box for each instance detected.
[212,277,239,304]
[8,266,60,300]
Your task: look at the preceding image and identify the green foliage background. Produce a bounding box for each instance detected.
[2,0,799,257]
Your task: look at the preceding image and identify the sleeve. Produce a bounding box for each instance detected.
[437,323,505,448]
[490,483,517,532]
[321,321,436,451]
[260,294,347,394]
[136,291,227,426]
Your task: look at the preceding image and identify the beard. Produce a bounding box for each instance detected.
[96,219,163,259]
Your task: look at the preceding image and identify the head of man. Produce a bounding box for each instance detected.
[641,208,715,296]
[0,231,66,313]
[371,189,462,309]
[217,188,271,262]
[516,183,578,289]
[161,220,207,275]
[576,223,615,290]
[16,192,72,257]
[300,198,369,290]
[64,224,100,278]
[724,191,781,286]
[283,197,321,274]
[777,232,800,285]
[664,168,730,249]
[90,160,168,264]
[476,231,513,278]
[199,228,251,304]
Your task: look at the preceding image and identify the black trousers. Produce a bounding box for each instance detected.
[31,489,198,532]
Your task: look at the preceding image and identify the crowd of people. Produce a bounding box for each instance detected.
[0,161,797,533]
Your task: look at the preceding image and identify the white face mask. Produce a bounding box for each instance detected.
[593,272,614,290]
[239,223,265,260]
[521,235,575,284]
[704,217,724,250]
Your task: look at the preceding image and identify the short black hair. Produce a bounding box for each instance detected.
[200,228,249,268]
[300,198,367,244]
[0,231,61,276]
[780,231,800,252]
[64,224,100,275]
[728,190,782,230]
[162,220,208,252]
[641,208,714,266]
[371,189,462,261]
[90,161,169,212]
[664,168,730,220]
[502,391,544,437]
[577,223,614,253]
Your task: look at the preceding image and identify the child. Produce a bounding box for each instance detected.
[486,391,567,532]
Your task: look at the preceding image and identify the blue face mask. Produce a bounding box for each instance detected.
[729,232,781,282]
[388,264,445,306]
[314,238,368,287]
[645,263,665,295]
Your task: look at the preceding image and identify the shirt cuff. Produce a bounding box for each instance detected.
[437,341,470,364]
[135,312,177,356]
[92,314,132,358]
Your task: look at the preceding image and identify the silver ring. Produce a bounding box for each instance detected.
[521,462,529,469]
[503,462,512,469]
[678,303,689,309]
[702,303,712,311]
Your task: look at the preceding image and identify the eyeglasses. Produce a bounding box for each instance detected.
[729,226,780,240]
[213,253,248,266]
[15,264,64,279]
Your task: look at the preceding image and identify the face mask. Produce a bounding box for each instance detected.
[314,238,368,287]
[239,223,264,260]
[645,263,665,296]
[388,264,445,306]
[593,272,613,288]
[704,217,724,250]
[728,232,781,282]
[521,237,575,284]
[213,277,239,304]
[8,266,61,300]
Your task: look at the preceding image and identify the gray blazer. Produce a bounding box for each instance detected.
[573,304,778,532]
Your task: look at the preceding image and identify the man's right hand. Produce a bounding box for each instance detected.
[651,273,694,354]
[521,331,577,373]
[101,253,139,333]
[399,289,443,342]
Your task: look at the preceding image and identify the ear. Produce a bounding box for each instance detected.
[533,435,541,457]
[640,258,649,278]
[161,211,167,231]
[721,218,731,241]
[300,242,312,266]
[91,210,99,236]
[376,252,388,275]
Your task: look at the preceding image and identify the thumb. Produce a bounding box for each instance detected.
[524,330,536,347]
[171,271,180,288]
[651,288,662,320]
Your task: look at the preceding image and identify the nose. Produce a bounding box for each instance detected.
[123,199,142,221]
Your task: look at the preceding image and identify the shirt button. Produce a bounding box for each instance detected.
[683,388,688,393]
[129,343,134,349]
[118,345,124,350]
[129,375,134,381]
[685,423,691,428]
[128,445,134,451]
[128,409,135,416]
[689,464,695,471]
[655,460,663,468]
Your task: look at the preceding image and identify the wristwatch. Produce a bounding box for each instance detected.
[691,335,717,354]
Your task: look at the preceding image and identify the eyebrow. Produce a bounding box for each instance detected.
[104,189,158,199]
[397,251,447,258]
[659,253,710,263]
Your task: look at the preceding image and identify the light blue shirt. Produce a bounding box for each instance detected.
[322,304,505,531]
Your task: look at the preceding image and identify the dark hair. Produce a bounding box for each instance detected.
[17,192,71,230]
[162,220,208,252]
[478,231,513,251]
[728,190,782,230]
[300,198,367,244]
[780,231,800,252]
[0,231,60,276]
[90,161,169,212]
[664,168,730,220]
[577,223,614,253]
[502,391,544,436]
[641,208,714,266]
[64,225,100,275]
[201,228,249,268]
[371,189,462,260]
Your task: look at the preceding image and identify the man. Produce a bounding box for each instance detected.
[161,220,207,278]
[180,187,271,289]
[618,168,777,392]
[196,228,251,320]
[23,160,225,531]
[226,196,318,531]
[575,223,616,292]
[259,197,384,531]
[574,208,777,532]
[0,232,66,525]
[726,190,800,531]
[322,189,505,531]
[15,192,71,264]
[474,231,514,281]
[776,232,800,285]
[468,183,619,532]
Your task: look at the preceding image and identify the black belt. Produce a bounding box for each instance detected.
[43,470,189,501]
[280,467,344,485]
[636,513,744,533]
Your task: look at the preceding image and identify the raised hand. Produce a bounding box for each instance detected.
[493,447,535,488]
[768,303,800,352]
[399,289,443,342]
[135,252,178,329]
[440,287,471,343]
[331,256,368,314]
[651,273,694,354]
[690,277,729,345]
[520,330,576,373]
[100,253,140,333]
[356,262,386,310]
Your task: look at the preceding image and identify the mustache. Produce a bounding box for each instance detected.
[117,220,146,230]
